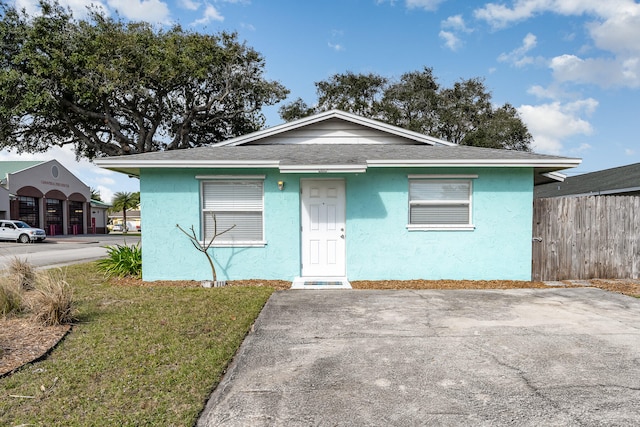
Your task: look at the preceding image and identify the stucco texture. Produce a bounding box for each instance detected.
[140,167,533,282]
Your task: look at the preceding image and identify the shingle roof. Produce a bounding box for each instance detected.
[535,162,640,198]
[96,144,580,185]
[101,144,575,164]
[94,110,581,184]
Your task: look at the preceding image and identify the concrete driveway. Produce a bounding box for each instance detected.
[198,288,640,426]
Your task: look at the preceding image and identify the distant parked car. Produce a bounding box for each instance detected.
[0,220,47,243]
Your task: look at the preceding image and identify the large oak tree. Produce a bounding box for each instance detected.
[279,68,532,151]
[0,0,288,158]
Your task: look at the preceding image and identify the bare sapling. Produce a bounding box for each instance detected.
[176,213,235,282]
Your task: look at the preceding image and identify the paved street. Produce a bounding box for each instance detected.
[0,234,140,270]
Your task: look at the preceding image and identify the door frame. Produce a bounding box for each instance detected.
[299,178,346,278]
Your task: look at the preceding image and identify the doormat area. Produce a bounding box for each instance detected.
[291,277,352,289]
[303,281,344,286]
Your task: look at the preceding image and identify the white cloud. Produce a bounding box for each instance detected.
[625,148,636,156]
[107,0,170,22]
[328,42,345,52]
[95,177,116,185]
[191,4,224,26]
[474,1,640,89]
[528,85,559,100]
[439,30,463,51]
[518,98,598,154]
[550,54,640,88]
[179,0,201,11]
[439,15,472,51]
[441,15,470,32]
[96,185,115,204]
[405,0,446,11]
[572,143,592,153]
[498,32,538,67]
[240,22,256,31]
[473,1,634,29]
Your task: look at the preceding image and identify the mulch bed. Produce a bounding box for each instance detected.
[0,319,70,377]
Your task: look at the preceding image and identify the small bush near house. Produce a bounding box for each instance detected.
[30,270,75,326]
[0,278,24,316]
[96,243,142,278]
[7,256,37,290]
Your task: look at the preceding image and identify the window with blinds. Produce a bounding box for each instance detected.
[408,179,473,229]
[202,180,264,244]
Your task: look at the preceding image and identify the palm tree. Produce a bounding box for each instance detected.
[111,191,140,233]
[90,187,102,201]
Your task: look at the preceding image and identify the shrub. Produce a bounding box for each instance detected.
[30,270,75,326]
[96,243,142,278]
[7,256,37,290]
[0,278,24,317]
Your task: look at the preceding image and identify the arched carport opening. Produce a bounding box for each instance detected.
[45,190,66,236]
[15,186,44,227]
[68,192,87,234]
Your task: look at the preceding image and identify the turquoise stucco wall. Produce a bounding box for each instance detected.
[140,167,533,282]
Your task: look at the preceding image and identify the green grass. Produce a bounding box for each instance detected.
[0,262,274,426]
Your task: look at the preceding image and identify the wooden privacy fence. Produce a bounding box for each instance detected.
[532,196,640,281]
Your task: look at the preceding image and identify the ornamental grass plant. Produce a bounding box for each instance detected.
[7,256,37,290]
[0,277,24,317]
[96,243,142,278]
[30,270,76,326]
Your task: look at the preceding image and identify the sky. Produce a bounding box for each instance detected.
[2,0,639,202]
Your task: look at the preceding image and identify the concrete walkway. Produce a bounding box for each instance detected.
[198,288,640,426]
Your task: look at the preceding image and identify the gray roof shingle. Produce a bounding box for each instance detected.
[101,144,575,164]
[535,162,640,198]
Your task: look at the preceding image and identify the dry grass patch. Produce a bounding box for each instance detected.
[0,278,24,317]
[29,270,76,327]
[7,256,37,290]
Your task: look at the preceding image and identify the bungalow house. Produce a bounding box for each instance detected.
[96,110,580,286]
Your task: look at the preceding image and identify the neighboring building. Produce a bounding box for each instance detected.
[96,110,580,285]
[0,185,10,219]
[90,199,112,234]
[535,162,640,198]
[108,209,141,232]
[0,160,93,235]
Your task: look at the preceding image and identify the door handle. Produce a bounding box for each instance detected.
[340,234,344,239]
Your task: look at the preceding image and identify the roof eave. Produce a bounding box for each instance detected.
[96,157,581,177]
[95,159,281,177]
[367,159,582,168]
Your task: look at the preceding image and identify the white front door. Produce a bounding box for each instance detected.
[301,179,346,277]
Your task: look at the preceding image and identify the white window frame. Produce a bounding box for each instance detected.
[407,174,477,231]
[198,175,266,247]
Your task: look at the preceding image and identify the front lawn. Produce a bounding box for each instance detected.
[0,262,273,426]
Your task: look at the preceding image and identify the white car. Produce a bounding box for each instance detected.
[0,220,47,243]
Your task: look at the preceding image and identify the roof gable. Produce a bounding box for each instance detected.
[215,110,455,147]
